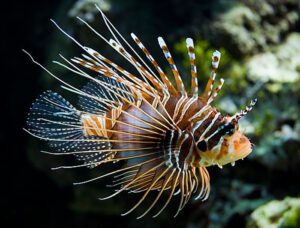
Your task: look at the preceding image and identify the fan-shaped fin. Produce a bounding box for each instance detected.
[26,91,113,168]
[27,91,82,152]
[78,75,134,114]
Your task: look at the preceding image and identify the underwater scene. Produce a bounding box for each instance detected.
[4,0,300,227]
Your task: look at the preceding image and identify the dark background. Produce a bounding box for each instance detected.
[2,0,300,227]
[3,1,76,227]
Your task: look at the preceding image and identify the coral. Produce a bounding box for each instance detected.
[247,33,300,83]
[213,0,300,56]
[247,197,300,228]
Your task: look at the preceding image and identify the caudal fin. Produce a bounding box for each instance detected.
[26,91,112,168]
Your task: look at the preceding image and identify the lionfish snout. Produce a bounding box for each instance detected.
[217,98,257,166]
[216,131,252,167]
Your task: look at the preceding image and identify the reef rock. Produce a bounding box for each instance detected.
[214,0,300,56]
[247,197,300,228]
[247,33,300,83]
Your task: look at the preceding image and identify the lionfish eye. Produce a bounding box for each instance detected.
[197,140,207,152]
[219,123,235,136]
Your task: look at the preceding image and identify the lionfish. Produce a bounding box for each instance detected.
[24,5,256,218]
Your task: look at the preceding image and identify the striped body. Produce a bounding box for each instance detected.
[80,95,224,169]
[25,6,256,218]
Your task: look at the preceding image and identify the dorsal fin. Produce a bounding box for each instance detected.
[203,50,221,100]
[131,33,177,95]
[158,37,186,96]
[186,38,198,97]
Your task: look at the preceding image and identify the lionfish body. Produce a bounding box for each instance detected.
[25,6,256,218]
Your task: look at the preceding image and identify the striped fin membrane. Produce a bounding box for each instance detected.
[186,38,198,97]
[158,37,187,96]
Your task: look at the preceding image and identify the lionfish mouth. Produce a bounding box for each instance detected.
[24,4,256,218]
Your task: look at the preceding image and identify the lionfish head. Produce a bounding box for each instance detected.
[196,99,257,168]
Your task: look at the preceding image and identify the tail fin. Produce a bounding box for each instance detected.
[26,91,112,168]
[27,91,82,152]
